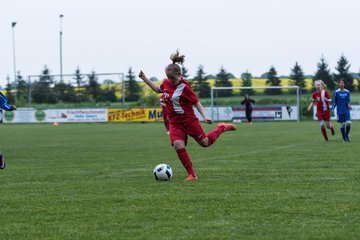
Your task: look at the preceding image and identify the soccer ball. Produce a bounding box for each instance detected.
[153,164,172,181]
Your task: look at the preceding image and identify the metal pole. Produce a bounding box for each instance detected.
[210,87,214,120]
[11,22,17,102]
[28,76,32,105]
[122,73,125,106]
[297,86,300,123]
[59,14,64,82]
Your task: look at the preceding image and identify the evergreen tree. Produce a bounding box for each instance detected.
[181,66,189,79]
[16,72,29,104]
[100,87,117,102]
[241,71,255,96]
[313,56,335,90]
[73,67,87,102]
[125,67,142,102]
[32,65,57,104]
[5,75,15,103]
[290,62,306,93]
[53,81,77,103]
[73,67,86,89]
[265,66,282,95]
[87,71,102,102]
[192,65,211,98]
[215,66,233,97]
[333,55,354,91]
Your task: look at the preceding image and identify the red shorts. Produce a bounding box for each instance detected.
[169,120,206,146]
[317,111,330,121]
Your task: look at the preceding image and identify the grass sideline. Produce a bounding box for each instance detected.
[0,122,359,239]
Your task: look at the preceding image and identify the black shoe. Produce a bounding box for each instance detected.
[0,154,5,169]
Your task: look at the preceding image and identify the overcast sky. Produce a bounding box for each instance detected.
[1,0,359,86]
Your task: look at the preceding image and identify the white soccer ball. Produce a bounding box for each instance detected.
[153,164,172,181]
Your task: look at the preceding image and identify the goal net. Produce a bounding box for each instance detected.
[210,86,300,122]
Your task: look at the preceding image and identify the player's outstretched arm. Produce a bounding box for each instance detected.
[194,101,213,124]
[307,102,314,112]
[138,70,163,93]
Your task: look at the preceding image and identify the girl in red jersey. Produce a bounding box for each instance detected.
[307,80,335,141]
[139,50,237,180]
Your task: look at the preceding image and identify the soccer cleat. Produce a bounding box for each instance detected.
[346,136,351,142]
[0,154,5,170]
[217,122,237,131]
[184,174,198,181]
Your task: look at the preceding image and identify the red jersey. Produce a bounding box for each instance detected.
[312,90,331,113]
[160,79,198,123]
[160,95,166,107]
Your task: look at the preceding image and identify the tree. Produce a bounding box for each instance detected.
[73,67,86,90]
[313,56,335,90]
[290,62,306,93]
[215,66,233,97]
[73,67,87,102]
[192,65,211,98]
[265,66,282,95]
[241,71,255,96]
[5,75,15,103]
[16,72,30,105]
[87,71,102,102]
[32,65,57,104]
[100,88,117,102]
[181,66,189,79]
[333,55,354,92]
[53,81,76,103]
[125,67,142,102]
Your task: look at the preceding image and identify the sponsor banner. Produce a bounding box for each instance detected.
[232,105,298,121]
[3,108,107,123]
[313,105,360,120]
[108,108,163,122]
[3,108,40,123]
[195,107,233,121]
[45,109,107,122]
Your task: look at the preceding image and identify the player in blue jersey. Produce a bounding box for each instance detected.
[0,91,17,169]
[332,79,352,142]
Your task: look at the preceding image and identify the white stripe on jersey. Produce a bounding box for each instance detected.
[171,83,186,114]
[321,90,327,111]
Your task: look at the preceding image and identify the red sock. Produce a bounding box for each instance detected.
[176,148,195,176]
[206,125,225,146]
[321,127,328,140]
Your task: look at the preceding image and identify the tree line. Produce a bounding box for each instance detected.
[3,54,359,106]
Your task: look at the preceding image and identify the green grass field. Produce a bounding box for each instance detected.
[0,122,359,239]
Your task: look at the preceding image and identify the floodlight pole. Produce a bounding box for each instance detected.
[59,14,64,82]
[11,22,17,102]
[27,76,32,105]
[121,73,125,106]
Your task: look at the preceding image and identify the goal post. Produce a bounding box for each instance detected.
[210,86,300,122]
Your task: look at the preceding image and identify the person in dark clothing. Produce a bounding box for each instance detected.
[0,91,16,169]
[241,94,255,124]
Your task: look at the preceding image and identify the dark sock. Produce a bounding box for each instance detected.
[340,126,346,141]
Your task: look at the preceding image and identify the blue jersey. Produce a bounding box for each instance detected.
[0,92,15,111]
[332,88,350,114]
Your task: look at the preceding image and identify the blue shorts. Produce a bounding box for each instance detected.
[337,112,351,123]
